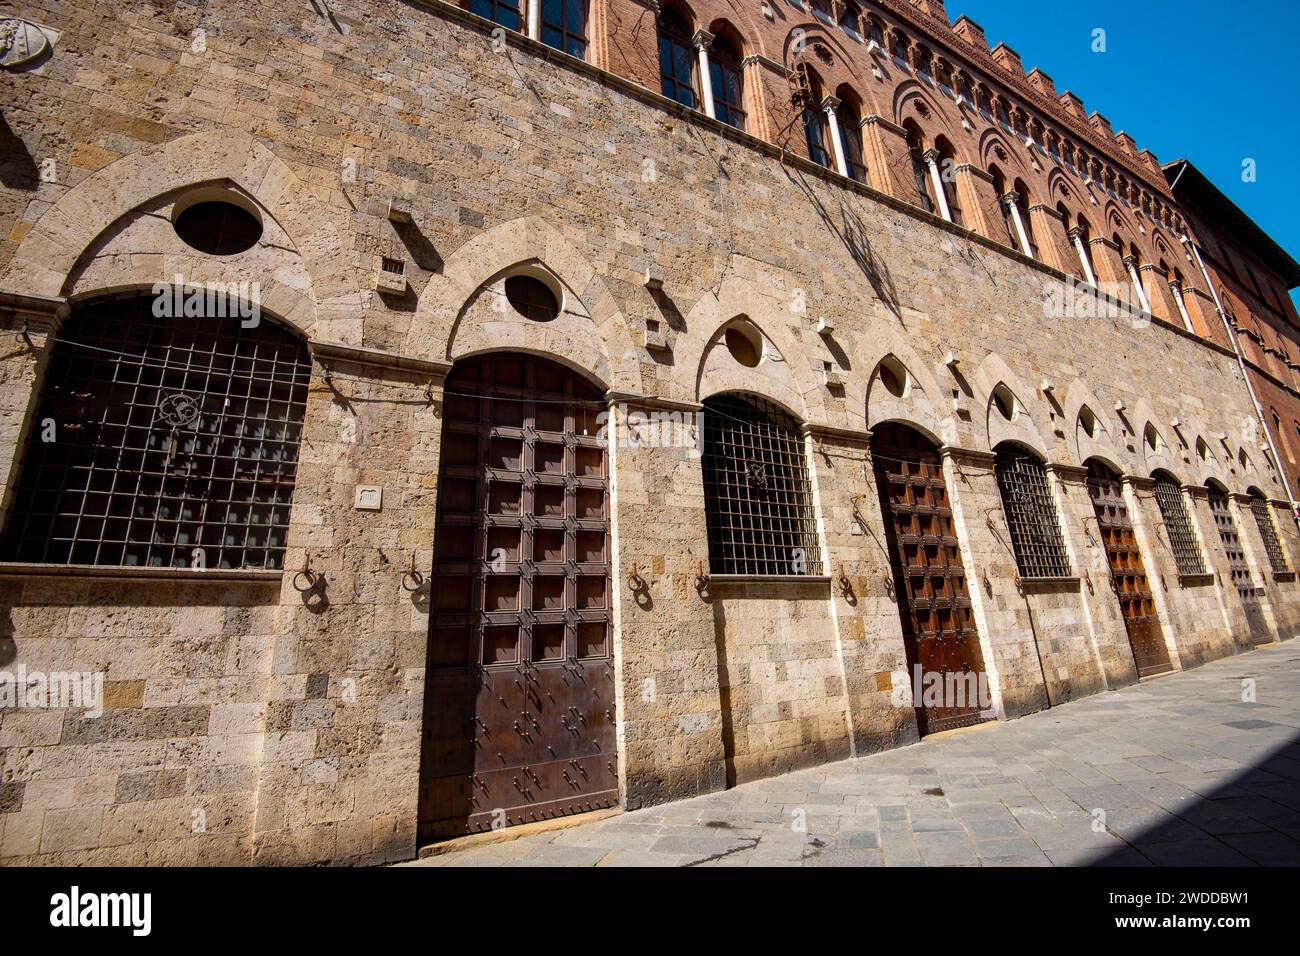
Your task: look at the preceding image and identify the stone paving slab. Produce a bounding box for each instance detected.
[404,642,1300,867]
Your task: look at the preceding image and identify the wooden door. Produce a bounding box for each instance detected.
[872,424,989,735]
[1085,461,1172,678]
[418,355,618,841]
[1208,489,1270,645]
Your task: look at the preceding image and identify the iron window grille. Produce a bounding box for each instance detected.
[701,394,821,576]
[657,9,697,109]
[541,0,588,59]
[1,295,310,570]
[994,446,1071,578]
[1250,495,1290,574]
[1153,476,1205,576]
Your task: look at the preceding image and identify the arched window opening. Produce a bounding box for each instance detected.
[1,295,311,569]
[837,92,868,183]
[708,31,746,131]
[700,394,821,576]
[1076,215,1097,279]
[1152,471,1205,577]
[838,1,861,35]
[994,444,1070,579]
[1013,178,1038,259]
[469,0,523,33]
[541,0,589,59]
[904,120,934,214]
[990,165,1016,250]
[934,136,962,227]
[799,67,831,169]
[657,6,697,109]
[1056,202,1083,280]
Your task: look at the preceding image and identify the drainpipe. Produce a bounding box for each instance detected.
[1186,237,1299,521]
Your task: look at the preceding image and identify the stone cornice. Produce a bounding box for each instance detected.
[954,163,993,182]
[1121,474,1157,490]
[0,289,69,333]
[941,445,997,464]
[741,53,790,77]
[310,340,453,378]
[605,391,703,413]
[1047,462,1091,479]
[803,422,872,445]
[862,113,906,136]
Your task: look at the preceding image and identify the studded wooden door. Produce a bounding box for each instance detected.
[871,424,989,735]
[1085,461,1172,678]
[1207,489,1270,645]
[418,355,618,841]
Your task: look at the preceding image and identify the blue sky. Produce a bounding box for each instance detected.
[954,0,1300,309]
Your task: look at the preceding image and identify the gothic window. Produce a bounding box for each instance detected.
[541,0,589,59]
[701,394,821,576]
[905,121,934,214]
[469,0,522,32]
[800,68,831,169]
[838,94,868,183]
[709,33,747,131]
[994,444,1071,578]
[1,294,310,569]
[935,137,962,227]
[657,7,697,109]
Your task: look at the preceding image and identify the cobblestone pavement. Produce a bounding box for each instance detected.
[406,642,1300,867]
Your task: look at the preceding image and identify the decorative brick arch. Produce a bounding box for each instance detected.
[408,216,639,393]
[892,79,946,130]
[1,128,358,341]
[978,128,1028,175]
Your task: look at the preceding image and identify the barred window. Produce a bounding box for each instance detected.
[701,394,821,576]
[1153,473,1205,576]
[994,444,1070,578]
[1,294,310,570]
[1249,492,1290,574]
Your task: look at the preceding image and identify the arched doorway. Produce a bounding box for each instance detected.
[1084,459,1172,677]
[871,423,989,734]
[1206,482,1270,644]
[418,354,617,841]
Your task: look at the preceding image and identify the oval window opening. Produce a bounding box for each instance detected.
[992,386,1015,422]
[174,201,263,256]
[878,358,906,398]
[1080,407,1096,438]
[724,327,761,368]
[1145,423,1160,453]
[505,275,559,322]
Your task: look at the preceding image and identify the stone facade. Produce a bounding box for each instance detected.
[0,0,1297,865]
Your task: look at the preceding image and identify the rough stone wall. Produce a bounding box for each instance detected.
[0,1,1295,866]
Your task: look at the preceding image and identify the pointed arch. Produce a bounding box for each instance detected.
[409,216,639,392]
[1,128,357,339]
[970,354,1051,456]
